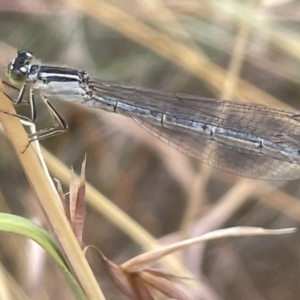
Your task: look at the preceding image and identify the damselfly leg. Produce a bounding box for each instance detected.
[1,81,68,143]
[27,97,67,142]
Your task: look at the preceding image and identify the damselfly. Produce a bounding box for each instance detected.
[3,49,300,180]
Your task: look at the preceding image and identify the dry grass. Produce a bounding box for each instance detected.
[0,0,300,299]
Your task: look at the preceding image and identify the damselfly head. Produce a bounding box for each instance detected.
[6,49,33,86]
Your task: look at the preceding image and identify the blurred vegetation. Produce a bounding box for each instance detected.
[0,0,300,299]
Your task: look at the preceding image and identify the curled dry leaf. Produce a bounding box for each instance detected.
[139,271,191,300]
[93,227,296,299]
[96,249,191,300]
[69,156,86,244]
[54,157,87,245]
[54,178,71,222]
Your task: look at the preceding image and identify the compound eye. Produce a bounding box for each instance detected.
[17,49,33,62]
[6,63,28,86]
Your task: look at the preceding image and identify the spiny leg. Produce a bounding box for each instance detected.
[0,110,33,123]
[29,86,37,121]
[3,85,68,141]
[2,81,30,106]
[2,81,37,123]
[1,85,68,152]
[0,109,37,153]
[16,82,27,105]
[28,96,68,142]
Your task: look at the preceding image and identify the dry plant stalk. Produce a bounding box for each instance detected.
[0,82,105,300]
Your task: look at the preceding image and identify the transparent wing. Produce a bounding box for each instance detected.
[131,113,300,180]
[91,80,300,180]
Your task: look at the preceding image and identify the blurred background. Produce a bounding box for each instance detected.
[0,0,300,299]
